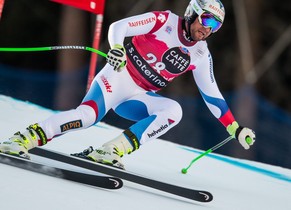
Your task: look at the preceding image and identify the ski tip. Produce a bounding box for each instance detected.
[109,177,123,189]
[198,191,213,202]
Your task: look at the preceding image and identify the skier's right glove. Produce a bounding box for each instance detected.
[227,121,256,150]
[106,44,127,72]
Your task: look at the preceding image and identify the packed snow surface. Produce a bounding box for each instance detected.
[0,95,290,210]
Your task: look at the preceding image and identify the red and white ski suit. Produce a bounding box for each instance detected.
[39,11,235,145]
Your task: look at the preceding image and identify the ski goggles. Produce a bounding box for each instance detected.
[198,12,223,33]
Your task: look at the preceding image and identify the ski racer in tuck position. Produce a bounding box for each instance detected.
[0,0,255,169]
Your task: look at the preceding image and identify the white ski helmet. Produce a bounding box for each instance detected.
[184,0,225,33]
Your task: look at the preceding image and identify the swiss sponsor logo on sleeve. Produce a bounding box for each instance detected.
[60,120,83,132]
[162,47,191,74]
[128,16,156,27]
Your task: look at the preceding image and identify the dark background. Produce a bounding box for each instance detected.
[0,0,290,168]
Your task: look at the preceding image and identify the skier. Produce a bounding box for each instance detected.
[0,0,255,169]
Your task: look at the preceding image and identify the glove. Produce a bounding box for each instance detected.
[106,44,127,72]
[227,121,256,150]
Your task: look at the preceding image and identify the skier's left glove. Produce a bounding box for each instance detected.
[227,121,256,150]
[106,44,127,72]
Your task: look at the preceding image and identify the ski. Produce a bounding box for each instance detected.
[0,152,123,189]
[30,147,213,202]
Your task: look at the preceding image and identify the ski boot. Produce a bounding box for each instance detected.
[0,123,48,159]
[72,130,140,170]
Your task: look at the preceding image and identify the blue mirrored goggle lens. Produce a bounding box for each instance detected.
[199,13,222,32]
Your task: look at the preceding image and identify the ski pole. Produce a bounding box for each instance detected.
[0,46,107,58]
[181,136,234,174]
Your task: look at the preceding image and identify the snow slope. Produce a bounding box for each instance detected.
[0,95,290,210]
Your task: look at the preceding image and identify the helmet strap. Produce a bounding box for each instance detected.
[183,12,198,42]
[182,18,193,41]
